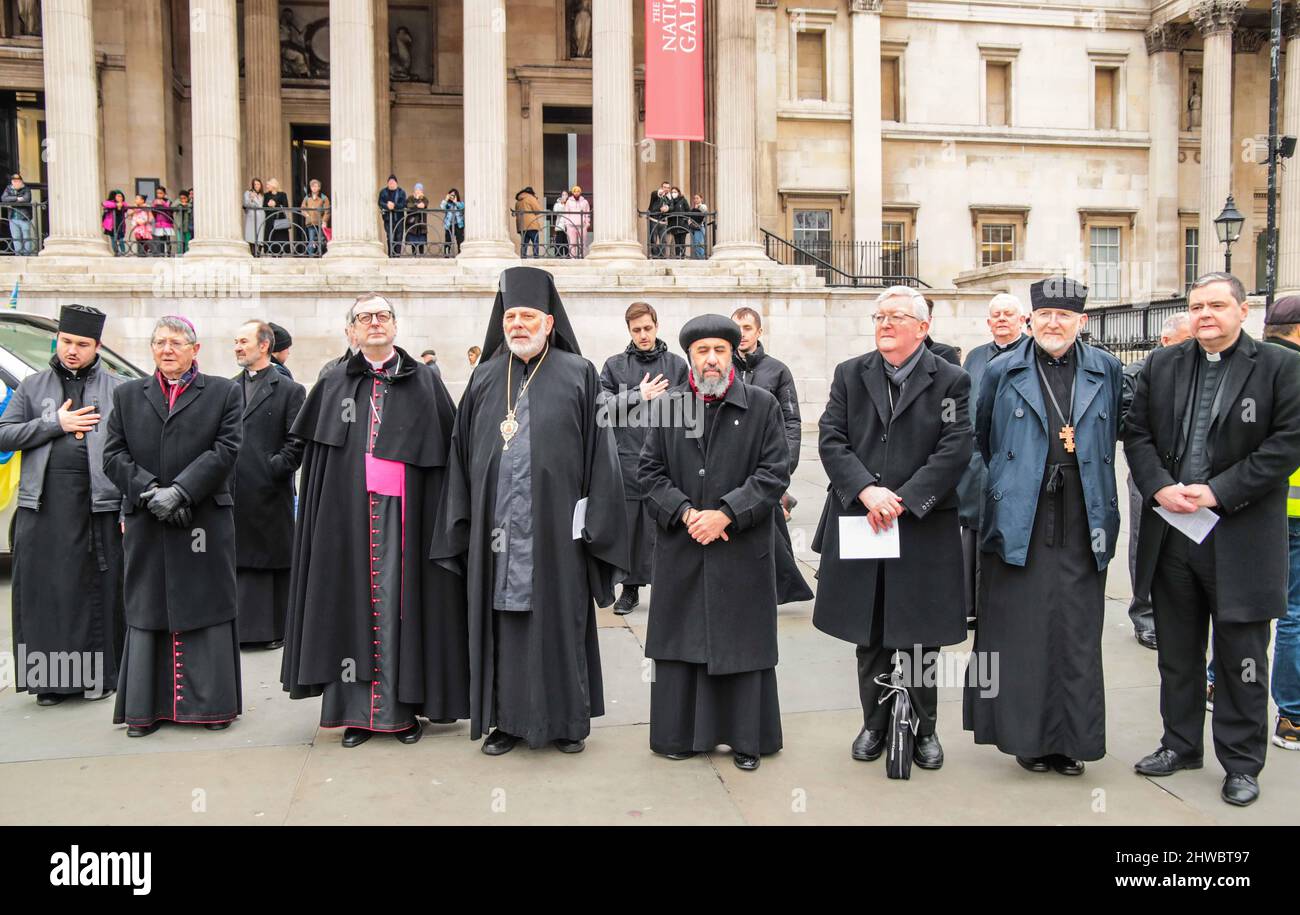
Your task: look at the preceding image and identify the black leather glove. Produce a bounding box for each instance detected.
[137,483,159,510]
[148,485,186,521]
[165,505,194,528]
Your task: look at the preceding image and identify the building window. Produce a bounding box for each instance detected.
[985,61,1011,127]
[882,221,905,279]
[1094,67,1118,130]
[796,31,826,102]
[1089,226,1122,301]
[881,58,901,122]
[980,224,1015,267]
[1184,226,1199,292]
[793,208,832,257]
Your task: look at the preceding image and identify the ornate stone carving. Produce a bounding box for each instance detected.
[851,0,885,12]
[1191,0,1247,37]
[1285,3,1300,41]
[1232,28,1268,54]
[1144,23,1193,55]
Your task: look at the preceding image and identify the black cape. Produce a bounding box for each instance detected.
[280,347,470,719]
[431,346,629,744]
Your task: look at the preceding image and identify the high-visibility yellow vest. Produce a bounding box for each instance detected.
[1289,466,1300,519]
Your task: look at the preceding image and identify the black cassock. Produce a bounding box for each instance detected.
[281,349,469,729]
[640,379,790,757]
[431,347,628,747]
[233,367,305,644]
[598,340,689,586]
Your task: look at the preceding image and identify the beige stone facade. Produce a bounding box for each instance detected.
[0,0,1284,415]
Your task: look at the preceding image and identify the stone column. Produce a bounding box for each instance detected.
[711,0,765,259]
[1192,0,1247,275]
[1281,5,1300,292]
[125,0,175,190]
[375,0,392,188]
[1145,23,1192,297]
[326,0,385,258]
[460,0,514,258]
[244,0,283,187]
[187,0,250,257]
[851,0,883,246]
[40,0,109,256]
[588,0,643,260]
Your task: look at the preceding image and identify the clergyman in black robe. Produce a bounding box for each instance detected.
[281,293,469,748]
[0,305,126,704]
[641,314,790,771]
[598,301,688,615]
[731,307,814,605]
[431,266,629,756]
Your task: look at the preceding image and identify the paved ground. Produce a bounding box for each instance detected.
[1,441,1296,825]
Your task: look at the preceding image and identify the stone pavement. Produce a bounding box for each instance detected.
[1,442,1296,825]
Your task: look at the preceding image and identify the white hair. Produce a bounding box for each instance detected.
[1161,312,1190,335]
[874,285,929,321]
[989,292,1028,316]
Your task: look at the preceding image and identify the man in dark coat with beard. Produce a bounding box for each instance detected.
[599,301,688,615]
[231,320,305,649]
[813,286,972,771]
[104,315,243,737]
[731,307,814,605]
[281,293,469,748]
[1,304,126,705]
[431,266,628,756]
[640,314,790,771]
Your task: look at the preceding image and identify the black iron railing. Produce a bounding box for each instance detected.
[0,201,47,255]
[383,204,461,258]
[104,203,193,257]
[1082,296,1188,364]
[762,229,926,288]
[251,205,330,257]
[640,209,715,259]
[511,208,598,259]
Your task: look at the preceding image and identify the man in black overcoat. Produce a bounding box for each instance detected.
[104,315,244,737]
[813,285,972,771]
[232,320,305,649]
[640,314,790,771]
[1125,272,1300,807]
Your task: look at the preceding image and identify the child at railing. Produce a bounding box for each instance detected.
[126,195,155,256]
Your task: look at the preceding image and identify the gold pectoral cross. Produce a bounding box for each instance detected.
[500,412,520,451]
[1059,424,1076,453]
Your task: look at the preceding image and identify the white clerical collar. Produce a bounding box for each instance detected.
[366,350,396,370]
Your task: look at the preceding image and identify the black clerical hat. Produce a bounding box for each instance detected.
[679,313,741,353]
[269,322,293,352]
[482,266,582,357]
[1029,276,1088,313]
[58,304,106,342]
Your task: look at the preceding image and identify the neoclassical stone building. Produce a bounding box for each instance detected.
[0,0,1287,410]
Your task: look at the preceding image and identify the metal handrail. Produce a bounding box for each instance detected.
[0,201,47,256]
[252,204,330,258]
[639,208,715,259]
[380,203,461,257]
[511,208,597,259]
[761,228,927,288]
[104,202,192,257]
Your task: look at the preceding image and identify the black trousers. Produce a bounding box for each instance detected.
[1152,531,1272,776]
[856,576,938,736]
[1127,473,1154,633]
[960,525,981,619]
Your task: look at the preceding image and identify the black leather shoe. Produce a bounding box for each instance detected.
[127,722,161,738]
[851,726,886,761]
[36,693,67,707]
[1221,773,1260,807]
[663,750,697,760]
[733,752,760,771]
[612,587,639,616]
[204,721,232,731]
[84,688,115,701]
[913,733,944,770]
[482,729,520,756]
[264,639,284,651]
[395,722,423,744]
[1050,755,1085,776]
[1135,629,1158,650]
[429,717,457,725]
[1134,746,1203,776]
[341,727,372,748]
[554,737,586,754]
[1016,755,1050,772]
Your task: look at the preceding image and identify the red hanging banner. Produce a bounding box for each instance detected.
[644,0,704,141]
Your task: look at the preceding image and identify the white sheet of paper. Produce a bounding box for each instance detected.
[572,497,589,540]
[838,515,901,560]
[1155,505,1219,545]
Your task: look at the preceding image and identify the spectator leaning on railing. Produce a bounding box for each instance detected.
[379,175,406,254]
[126,194,154,255]
[515,186,542,258]
[243,178,265,254]
[405,183,431,255]
[301,179,329,256]
[263,178,291,252]
[2,173,34,255]
[102,189,128,255]
[441,187,464,252]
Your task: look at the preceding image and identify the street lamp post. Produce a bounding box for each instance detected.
[1214,195,1245,275]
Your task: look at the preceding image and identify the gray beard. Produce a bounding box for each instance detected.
[691,368,730,398]
[507,328,548,361]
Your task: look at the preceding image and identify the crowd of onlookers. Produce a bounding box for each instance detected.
[101,185,192,256]
[644,181,712,259]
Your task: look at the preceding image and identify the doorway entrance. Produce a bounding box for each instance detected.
[541,105,592,209]
[290,124,330,203]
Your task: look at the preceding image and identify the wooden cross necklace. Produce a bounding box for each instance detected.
[501,342,550,451]
[1034,353,1077,453]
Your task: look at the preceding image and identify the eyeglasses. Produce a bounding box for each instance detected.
[353,311,393,325]
[871,313,921,326]
[151,339,193,351]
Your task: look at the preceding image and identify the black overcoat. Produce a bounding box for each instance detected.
[103,372,243,632]
[811,346,972,647]
[639,380,790,675]
[1124,332,1300,622]
[233,368,306,569]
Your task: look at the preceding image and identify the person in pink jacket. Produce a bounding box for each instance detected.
[102,189,127,255]
[561,185,591,258]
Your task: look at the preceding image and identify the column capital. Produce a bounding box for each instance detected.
[1233,28,1268,54]
[1285,3,1300,41]
[1144,22,1193,55]
[850,0,885,13]
[1191,0,1247,37]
